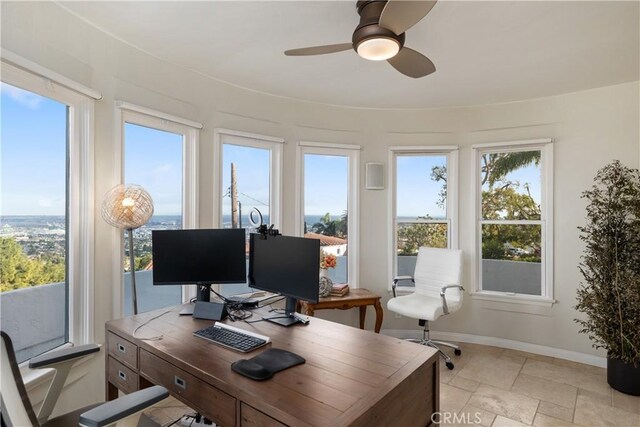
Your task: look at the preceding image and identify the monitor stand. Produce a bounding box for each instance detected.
[179,283,212,315]
[263,297,310,327]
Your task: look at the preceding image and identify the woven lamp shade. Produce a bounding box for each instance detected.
[101,184,154,230]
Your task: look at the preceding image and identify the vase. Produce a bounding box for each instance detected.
[607,355,640,396]
[319,268,333,297]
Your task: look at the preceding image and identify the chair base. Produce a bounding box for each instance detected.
[406,338,461,369]
[406,320,462,369]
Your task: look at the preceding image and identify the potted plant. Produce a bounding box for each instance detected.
[575,160,640,395]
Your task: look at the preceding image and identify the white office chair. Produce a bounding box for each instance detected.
[1,331,168,427]
[387,247,464,370]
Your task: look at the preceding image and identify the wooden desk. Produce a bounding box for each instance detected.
[299,288,384,333]
[106,304,439,427]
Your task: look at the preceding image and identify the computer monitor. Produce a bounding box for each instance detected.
[152,229,247,303]
[248,233,320,326]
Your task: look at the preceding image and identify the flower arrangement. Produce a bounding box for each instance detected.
[320,252,337,269]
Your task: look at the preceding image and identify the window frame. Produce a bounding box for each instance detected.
[295,141,360,288]
[213,129,284,232]
[388,146,459,291]
[0,61,95,352]
[113,104,200,315]
[471,138,554,306]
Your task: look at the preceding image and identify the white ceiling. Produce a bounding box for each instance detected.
[59,1,639,109]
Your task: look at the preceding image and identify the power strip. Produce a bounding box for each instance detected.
[176,414,217,427]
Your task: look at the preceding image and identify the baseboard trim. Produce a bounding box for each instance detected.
[382,329,607,368]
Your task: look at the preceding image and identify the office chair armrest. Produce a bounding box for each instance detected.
[79,385,169,427]
[440,285,465,315]
[391,275,415,297]
[29,344,100,369]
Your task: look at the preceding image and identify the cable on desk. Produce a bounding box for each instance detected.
[132,309,173,341]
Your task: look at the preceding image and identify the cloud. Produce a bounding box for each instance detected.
[152,164,173,175]
[1,83,45,109]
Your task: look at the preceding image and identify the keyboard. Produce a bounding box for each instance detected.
[194,323,269,353]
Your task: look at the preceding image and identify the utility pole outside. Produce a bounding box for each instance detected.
[231,163,239,228]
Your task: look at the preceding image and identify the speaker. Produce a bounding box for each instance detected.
[365,162,384,190]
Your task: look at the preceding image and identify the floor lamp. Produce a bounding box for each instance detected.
[101,184,154,315]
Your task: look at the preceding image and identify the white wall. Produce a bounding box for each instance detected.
[2,1,638,415]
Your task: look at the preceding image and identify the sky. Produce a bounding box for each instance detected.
[124,123,184,216]
[2,81,541,219]
[1,83,67,216]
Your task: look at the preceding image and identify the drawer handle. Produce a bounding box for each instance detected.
[117,344,126,353]
[118,370,127,381]
[174,376,186,390]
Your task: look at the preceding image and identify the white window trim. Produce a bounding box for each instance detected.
[388,146,459,290]
[1,49,102,100]
[112,104,199,316]
[295,142,360,288]
[1,62,95,365]
[213,129,284,234]
[471,138,554,306]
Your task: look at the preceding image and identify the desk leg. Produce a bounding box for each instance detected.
[107,381,118,401]
[359,306,366,330]
[373,300,383,333]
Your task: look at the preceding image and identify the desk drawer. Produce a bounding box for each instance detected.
[139,349,236,427]
[108,356,139,394]
[107,331,138,369]
[241,403,286,427]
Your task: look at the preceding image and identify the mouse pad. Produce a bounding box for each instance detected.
[231,348,305,381]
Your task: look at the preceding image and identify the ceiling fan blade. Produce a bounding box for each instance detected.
[379,0,437,35]
[284,43,352,56]
[387,47,436,78]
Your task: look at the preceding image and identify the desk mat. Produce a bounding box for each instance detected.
[231,348,305,381]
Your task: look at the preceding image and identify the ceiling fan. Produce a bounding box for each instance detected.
[284,0,438,78]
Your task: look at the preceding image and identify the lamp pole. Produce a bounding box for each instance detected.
[128,228,139,315]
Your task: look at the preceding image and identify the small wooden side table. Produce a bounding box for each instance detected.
[299,288,384,333]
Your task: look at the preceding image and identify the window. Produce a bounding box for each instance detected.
[473,139,553,303]
[0,62,94,363]
[118,106,199,315]
[214,129,283,296]
[298,143,360,287]
[390,147,458,280]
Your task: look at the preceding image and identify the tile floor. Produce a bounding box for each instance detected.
[438,342,640,426]
[136,342,640,427]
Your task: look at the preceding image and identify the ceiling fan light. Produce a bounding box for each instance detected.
[356,37,400,61]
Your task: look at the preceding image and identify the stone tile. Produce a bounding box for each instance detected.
[511,373,578,409]
[458,353,523,390]
[469,384,539,425]
[574,394,640,427]
[521,360,612,397]
[440,367,456,384]
[450,375,481,392]
[612,389,640,415]
[459,404,497,427]
[533,413,579,427]
[441,383,473,414]
[578,387,612,407]
[458,342,505,357]
[500,354,527,367]
[536,401,575,423]
[492,415,530,427]
[503,349,556,364]
[552,358,606,377]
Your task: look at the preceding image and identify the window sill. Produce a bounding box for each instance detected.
[470,291,555,307]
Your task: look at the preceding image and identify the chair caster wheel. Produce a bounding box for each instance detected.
[454,349,462,356]
[446,361,454,370]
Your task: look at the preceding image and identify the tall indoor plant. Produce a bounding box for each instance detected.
[575,160,640,395]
